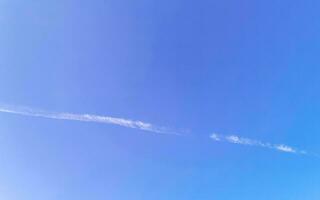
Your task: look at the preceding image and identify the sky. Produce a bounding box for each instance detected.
[1,0,320,199]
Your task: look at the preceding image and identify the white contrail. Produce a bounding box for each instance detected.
[210,133,307,155]
[0,104,317,157]
[0,104,181,135]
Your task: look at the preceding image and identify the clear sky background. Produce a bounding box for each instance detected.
[1,0,320,199]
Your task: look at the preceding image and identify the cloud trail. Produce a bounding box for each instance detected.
[210,133,306,154]
[0,105,181,135]
[0,104,317,157]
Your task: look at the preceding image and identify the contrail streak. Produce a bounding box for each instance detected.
[0,104,317,157]
[0,104,181,135]
[210,133,309,155]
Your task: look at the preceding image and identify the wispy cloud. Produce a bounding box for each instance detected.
[0,104,317,157]
[0,104,181,135]
[210,133,305,154]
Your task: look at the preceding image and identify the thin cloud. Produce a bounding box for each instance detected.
[211,133,305,155]
[274,144,296,153]
[0,104,181,135]
[0,104,317,157]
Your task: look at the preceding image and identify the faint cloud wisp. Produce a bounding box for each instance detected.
[0,104,317,157]
[0,104,181,135]
[210,133,306,154]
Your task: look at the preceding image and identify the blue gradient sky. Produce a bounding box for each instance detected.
[1,0,320,199]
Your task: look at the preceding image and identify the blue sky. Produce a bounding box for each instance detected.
[1,0,320,199]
